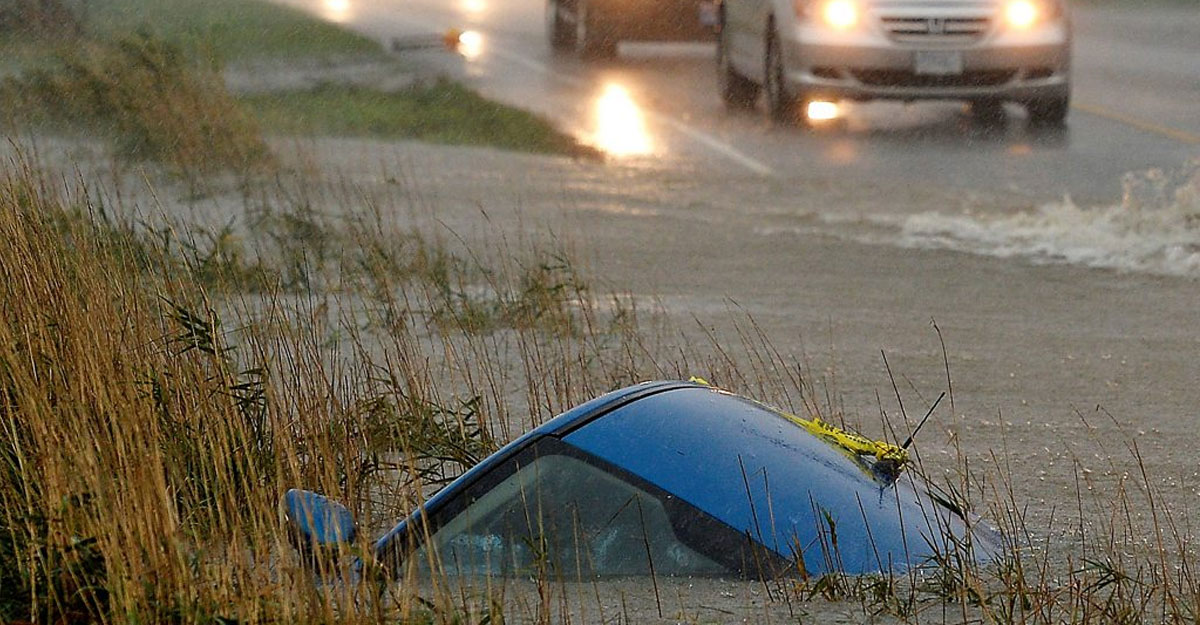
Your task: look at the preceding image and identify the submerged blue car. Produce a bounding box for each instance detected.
[287,380,1002,578]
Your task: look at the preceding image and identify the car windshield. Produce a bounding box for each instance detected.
[409,452,729,577]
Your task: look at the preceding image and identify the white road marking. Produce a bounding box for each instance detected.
[653,115,776,176]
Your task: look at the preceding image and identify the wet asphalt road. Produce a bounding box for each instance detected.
[275,0,1198,206]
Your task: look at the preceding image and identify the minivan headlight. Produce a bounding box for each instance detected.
[1004,0,1058,29]
[796,0,859,30]
[821,0,858,29]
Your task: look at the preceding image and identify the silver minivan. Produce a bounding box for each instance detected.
[716,0,1071,125]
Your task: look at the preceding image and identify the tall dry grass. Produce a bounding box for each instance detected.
[0,152,300,622]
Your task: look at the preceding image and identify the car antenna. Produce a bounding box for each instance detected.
[901,391,945,450]
[872,391,945,486]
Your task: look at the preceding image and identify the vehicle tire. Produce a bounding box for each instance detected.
[577,0,618,59]
[547,0,575,52]
[718,21,759,110]
[1027,93,1069,127]
[970,99,1007,127]
[763,29,799,124]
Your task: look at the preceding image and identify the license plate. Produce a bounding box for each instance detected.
[914,51,964,75]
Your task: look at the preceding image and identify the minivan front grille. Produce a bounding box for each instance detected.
[851,69,1016,88]
[879,16,991,43]
[849,68,1017,86]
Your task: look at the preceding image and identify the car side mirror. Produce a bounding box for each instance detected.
[284,489,356,548]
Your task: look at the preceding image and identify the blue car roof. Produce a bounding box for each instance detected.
[374,381,1001,575]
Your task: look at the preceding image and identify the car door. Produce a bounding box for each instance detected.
[723,0,766,82]
[743,0,785,83]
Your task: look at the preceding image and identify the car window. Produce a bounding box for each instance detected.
[409,453,728,578]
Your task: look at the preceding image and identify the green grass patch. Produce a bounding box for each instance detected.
[82,0,383,64]
[241,81,597,157]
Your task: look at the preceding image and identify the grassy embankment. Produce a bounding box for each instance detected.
[0,0,590,169]
[242,81,591,156]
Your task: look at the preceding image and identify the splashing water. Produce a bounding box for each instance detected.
[898,160,1200,277]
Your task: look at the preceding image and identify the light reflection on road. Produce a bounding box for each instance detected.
[322,0,352,22]
[1008,143,1033,156]
[457,30,485,60]
[825,139,858,164]
[593,84,653,157]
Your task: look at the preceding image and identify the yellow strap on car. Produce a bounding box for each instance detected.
[782,414,908,465]
[688,376,908,467]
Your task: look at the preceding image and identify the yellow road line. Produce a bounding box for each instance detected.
[1073,101,1200,146]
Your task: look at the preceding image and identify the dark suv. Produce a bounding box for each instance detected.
[547,0,717,57]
